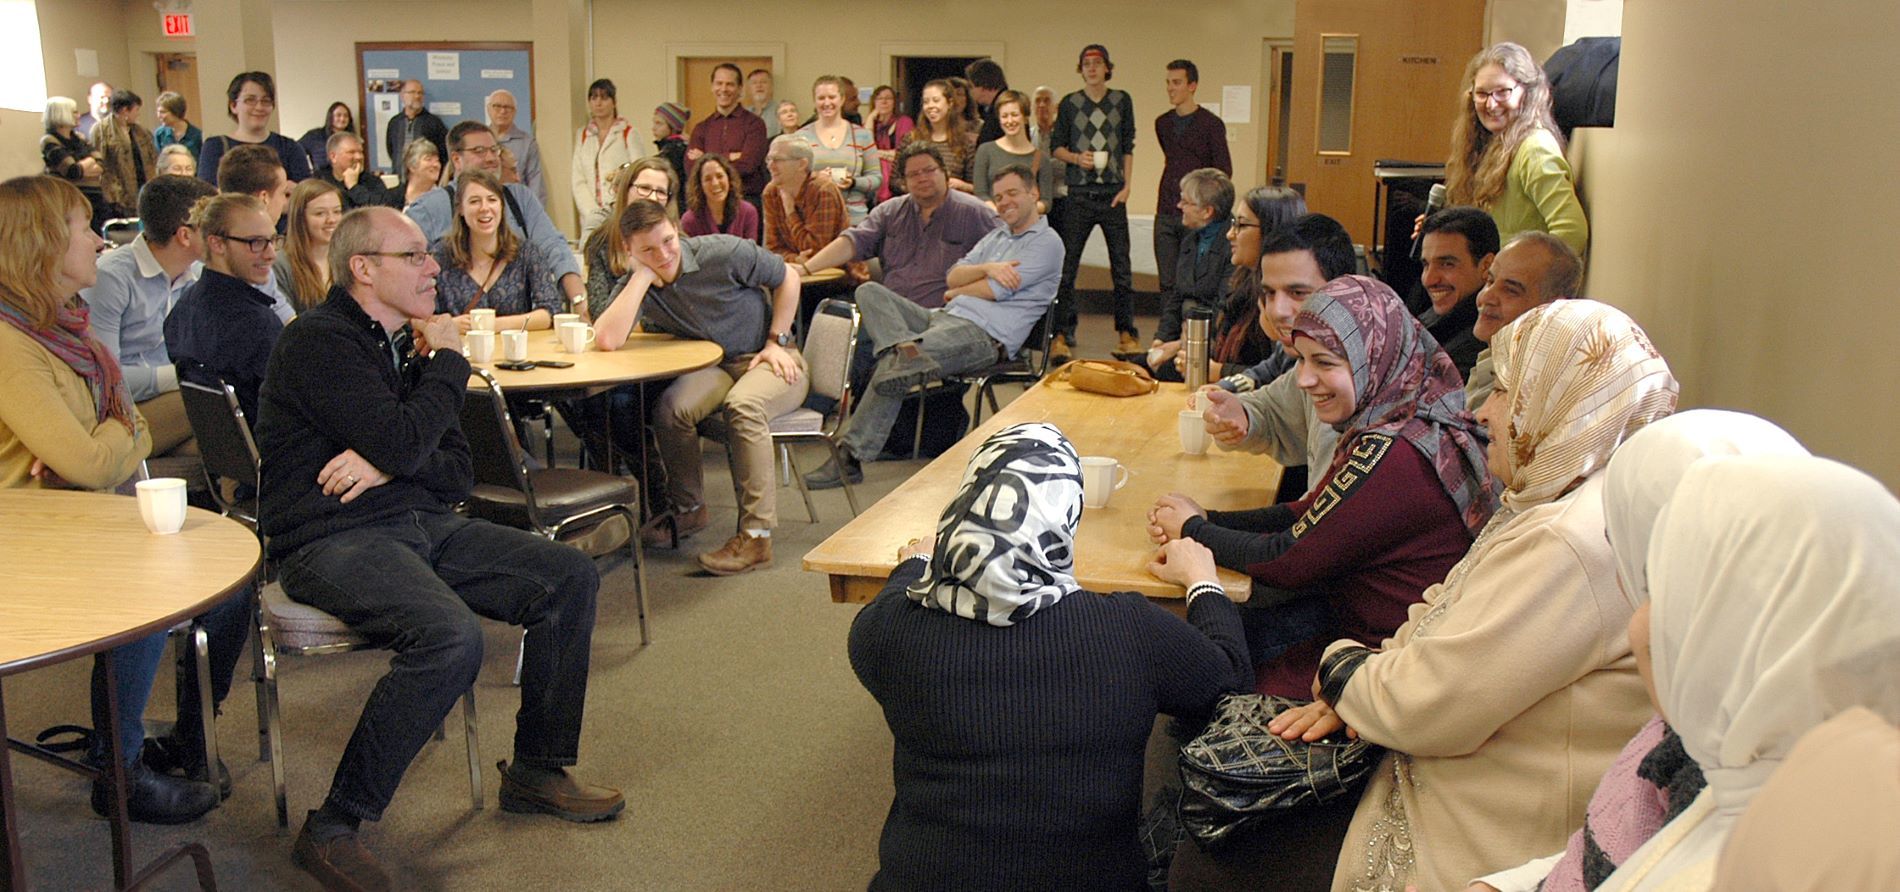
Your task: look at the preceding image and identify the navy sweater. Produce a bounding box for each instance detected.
[849,558,1250,891]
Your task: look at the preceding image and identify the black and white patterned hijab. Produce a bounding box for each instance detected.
[907,423,1084,626]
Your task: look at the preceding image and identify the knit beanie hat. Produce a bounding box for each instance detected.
[656,102,690,134]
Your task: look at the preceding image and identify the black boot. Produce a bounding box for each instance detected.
[142,734,232,800]
[91,758,219,825]
[803,449,862,490]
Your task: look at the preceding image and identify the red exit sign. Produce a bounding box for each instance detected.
[162,13,194,37]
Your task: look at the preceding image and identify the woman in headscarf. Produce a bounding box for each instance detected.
[1711,707,1900,891]
[1470,409,1809,892]
[1286,299,1676,892]
[1148,275,1497,699]
[1594,454,1900,891]
[850,422,1250,892]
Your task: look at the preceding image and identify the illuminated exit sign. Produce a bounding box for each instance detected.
[162,13,194,37]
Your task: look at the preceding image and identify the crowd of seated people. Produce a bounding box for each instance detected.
[10,34,1895,892]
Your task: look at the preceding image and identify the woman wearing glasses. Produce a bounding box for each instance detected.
[163,193,284,423]
[196,71,313,188]
[583,158,678,319]
[1443,43,1587,257]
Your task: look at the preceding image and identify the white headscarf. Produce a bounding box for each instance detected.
[1602,455,1900,891]
[907,423,1083,627]
[1602,410,1807,607]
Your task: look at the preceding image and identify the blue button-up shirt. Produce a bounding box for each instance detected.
[945,216,1064,357]
[80,235,202,402]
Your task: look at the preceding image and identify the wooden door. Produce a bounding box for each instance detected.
[155,53,202,129]
[681,56,774,139]
[1284,0,1485,245]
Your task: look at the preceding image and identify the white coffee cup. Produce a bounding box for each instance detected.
[1178,410,1210,456]
[1080,456,1130,509]
[559,322,597,353]
[552,313,580,338]
[135,477,188,535]
[1187,389,1210,414]
[1091,150,1110,172]
[466,329,496,362]
[501,329,529,362]
[469,308,497,331]
[828,167,850,184]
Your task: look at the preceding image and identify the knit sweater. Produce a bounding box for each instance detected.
[0,322,150,490]
[850,558,1250,891]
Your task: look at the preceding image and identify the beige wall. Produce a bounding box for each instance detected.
[1576,0,1900,488]
[37,0,132,108]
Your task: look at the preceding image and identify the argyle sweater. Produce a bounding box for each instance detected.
[1051,88,1136,189]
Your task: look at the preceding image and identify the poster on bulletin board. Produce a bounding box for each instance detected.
[356,42,535,173]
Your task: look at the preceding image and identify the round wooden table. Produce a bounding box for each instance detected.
[466,331,722,394]
[798,267,846,285]
[0,488,261,890]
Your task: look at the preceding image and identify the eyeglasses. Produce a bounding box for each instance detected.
[630,183,671,200]
[1470,85,1522,104]
[904,165,943,180]
[357,250,432,267]
[213,233,282,253]
[462,145,501,157]
[237,96,274,107]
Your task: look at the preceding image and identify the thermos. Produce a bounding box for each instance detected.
[1183,306,1213,392]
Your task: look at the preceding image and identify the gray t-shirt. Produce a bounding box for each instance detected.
[636,234,787,360]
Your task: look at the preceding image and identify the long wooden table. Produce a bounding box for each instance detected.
[0,489,261,890]
[804,380,1281,603]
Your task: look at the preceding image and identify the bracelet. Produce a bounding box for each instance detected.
[1184,581,1224,609]
[1317,645,1374,708]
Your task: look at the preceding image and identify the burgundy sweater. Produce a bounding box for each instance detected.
[1154,106,1233,216]
[1182,433,1473,697]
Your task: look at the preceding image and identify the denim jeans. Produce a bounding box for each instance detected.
[277,508,599,822]
[170,587,258,760]
[840,283,1000,461]
[1055,186,1137,341]
[89,633,169,766]
[88,586,255,767]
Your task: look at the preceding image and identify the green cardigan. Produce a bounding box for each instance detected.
[1490,128,1589,258]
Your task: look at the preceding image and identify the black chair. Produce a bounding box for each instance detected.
[909,301,1059,454]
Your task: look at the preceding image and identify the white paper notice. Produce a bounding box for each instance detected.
[366,68,401,81]
[1201,102,1222,120]
[75,48,99,78]
[428,102,462,117]
[427,52,460,81]
[481,69,514,80]
[1220,86,1252,124]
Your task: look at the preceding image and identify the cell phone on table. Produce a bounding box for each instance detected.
[494,360,537,371]
[533,360,574,368]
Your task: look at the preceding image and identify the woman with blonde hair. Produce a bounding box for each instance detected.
[583,157,677,318]
[1444,42,1588,256]
[433,169,560,332]
[0,175,221,823]
[903,79,978,193]
[795,75,880,223]
[273,178,345,312]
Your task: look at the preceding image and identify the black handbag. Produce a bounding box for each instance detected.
[1176,693,1383,850]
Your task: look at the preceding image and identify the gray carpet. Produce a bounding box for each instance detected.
[3,311,1174,891]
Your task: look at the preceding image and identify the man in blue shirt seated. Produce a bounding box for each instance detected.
[405,121,586,312]
[806,164,1063,488]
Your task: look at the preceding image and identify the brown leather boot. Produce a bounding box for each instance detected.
[497,760,626,823]
[696,532,773,575]
[1047,334,1073,369]
[292,823,391,892]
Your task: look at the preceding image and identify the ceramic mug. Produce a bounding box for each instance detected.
[1178,410,1210,455]
[1080,456,1130,509]
[135,477,188,535]
[466,329,496,362]
[558,322,597,353]
[469,308,497,331]
[501,329,529,362]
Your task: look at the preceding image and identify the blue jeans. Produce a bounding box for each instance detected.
[840,283,1000,461]
[89,634,168,767]
[276,509,599,822]
[86,590,253,767]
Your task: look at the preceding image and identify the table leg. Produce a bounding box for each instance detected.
[1,683,24,891]
[101,658,132,890]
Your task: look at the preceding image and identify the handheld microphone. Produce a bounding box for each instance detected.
[1409,183,1448,261]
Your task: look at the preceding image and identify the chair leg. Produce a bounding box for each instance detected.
[462,690,482,811]
[627,506,650,646]
[260,634,288,829]
[784,442,819,523]
[985,380,1002,415]
[826,440,862,516]
[511,629,527,686]
[189,621,219,787]
[912,392,927,459]
[252,601,270,764]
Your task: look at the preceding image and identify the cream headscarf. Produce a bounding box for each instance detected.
[1601,455,1900,891]
[1488,299,1678,513]
[1601,410,1807,607]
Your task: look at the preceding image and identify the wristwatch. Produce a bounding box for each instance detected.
[772,330,795,348]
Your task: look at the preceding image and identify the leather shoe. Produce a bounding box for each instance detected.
[89,758,218,825]
[696,532,773,576]
[803,452,862,490]
[497,760,625,823]
[141,735,232,800]
[293,822,391,892]
[1047,334,1073,367]
[1116,331,1143,354]
[642,503,708,548]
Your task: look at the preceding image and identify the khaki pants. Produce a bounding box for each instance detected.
[137,390,197,458]
[652,352,808,531]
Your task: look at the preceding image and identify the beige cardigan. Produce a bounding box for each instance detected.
[0,322,150,490]
[1325,475,1651,892]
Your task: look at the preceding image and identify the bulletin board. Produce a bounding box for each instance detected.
[356,42,535,173]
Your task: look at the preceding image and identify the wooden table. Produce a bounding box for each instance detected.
[804,380,1281,603]
[466,331,722,394]
[0,489,261,890]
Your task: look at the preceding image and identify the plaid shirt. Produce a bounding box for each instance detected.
[764,175,866,283]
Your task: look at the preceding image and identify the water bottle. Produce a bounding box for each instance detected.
[1183,306,1213,392]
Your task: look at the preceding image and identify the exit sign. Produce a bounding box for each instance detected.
[162,13,193,37]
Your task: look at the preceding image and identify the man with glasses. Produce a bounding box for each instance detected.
[254,207,620,890]
[761,137,853,272]
[165,193,285,422]
[794,142,1001,309]
[407,121,586,311]
[217,143,299,321]
[486,89,547,206]
[385,80,448,177]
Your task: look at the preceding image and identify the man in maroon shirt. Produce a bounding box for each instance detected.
[687,63,770,206]
[1155,59,1233,320]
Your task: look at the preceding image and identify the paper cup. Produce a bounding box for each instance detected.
[1080,456,1129,509]
[1178,410,1210,455]
[135,477,188,535]
[466,329,496,362]
[501,329,529,362]
[559,322,597,353]
[469,308,497,331]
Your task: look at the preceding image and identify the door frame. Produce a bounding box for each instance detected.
[877,41,1006,92]
[1263,38,1294,187]
[665,42,786,103]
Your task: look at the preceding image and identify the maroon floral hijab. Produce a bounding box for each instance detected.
[1290,275,1497,534]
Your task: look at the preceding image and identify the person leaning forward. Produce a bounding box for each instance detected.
[255,206,621,892]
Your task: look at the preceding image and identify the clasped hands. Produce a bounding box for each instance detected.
[318,448,391,503]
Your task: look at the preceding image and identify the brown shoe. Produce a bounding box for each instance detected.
[696,532,773,576]
[641,503,709,548]
[1047,334,1073,368]
[1116,331,1142,354]
[292,823,391,892]
[497,760,625,823]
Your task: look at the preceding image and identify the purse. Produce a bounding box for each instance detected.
[1056,358,1159,397]
[1176,693,1383,850]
